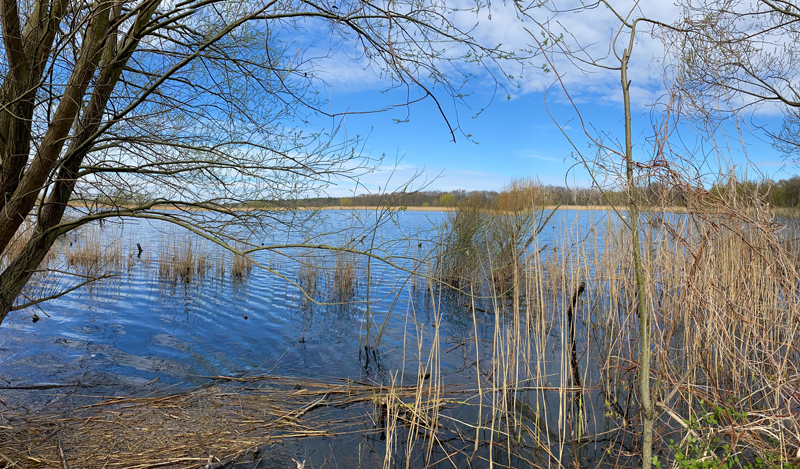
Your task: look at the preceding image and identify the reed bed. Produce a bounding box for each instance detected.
[297,252,321,303]
[327,249,360,303]
[435,179,555,297]
[430,194,800,466]
[230,243,253,279]
[157,233,211,284]
[0,220,35,271]
[155,235,255,284]
[1,219,63,273]
[22,228,261,287]
[2,223,121,312]
[4,195,798,467]
[633,214,800,467]
[435,197,484,291]
[66,226,124,275]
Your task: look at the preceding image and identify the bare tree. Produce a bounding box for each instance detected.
[515,2,676,467]
[0,0,511,323]
[672,0,800,162]
[522,23,653,464]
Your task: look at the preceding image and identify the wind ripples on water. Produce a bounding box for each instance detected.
[0,208,606,389]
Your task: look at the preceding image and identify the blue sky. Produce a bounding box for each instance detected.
[299,1,800,196]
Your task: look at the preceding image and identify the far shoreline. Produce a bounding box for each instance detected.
[66,202,795,217]
[315,205,677,213]
[68,203,634,213]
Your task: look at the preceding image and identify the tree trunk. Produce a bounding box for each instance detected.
[621,46,655,469]
[0,229,59,323]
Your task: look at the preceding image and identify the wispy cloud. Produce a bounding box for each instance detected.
[325,165,512,196]
[521,149,560,162]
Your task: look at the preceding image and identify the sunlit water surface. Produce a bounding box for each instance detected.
[1,208,625,467]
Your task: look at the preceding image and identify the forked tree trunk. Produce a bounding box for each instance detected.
[0,0,160,326]
[0,229,59,322]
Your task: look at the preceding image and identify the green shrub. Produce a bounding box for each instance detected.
[439,193,456,207]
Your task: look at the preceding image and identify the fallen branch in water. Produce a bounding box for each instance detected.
[0,383,92,390]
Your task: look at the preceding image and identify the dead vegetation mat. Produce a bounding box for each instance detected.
[0,375,448,469]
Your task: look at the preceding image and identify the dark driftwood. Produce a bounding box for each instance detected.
[0,383,91,390]
[567,281,586,405]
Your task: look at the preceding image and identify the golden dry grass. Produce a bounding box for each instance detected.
[230,248,252,279]
[158,234,208,284]
[327,249,360,302]
[66,226,124,275]
[297,253,321,302]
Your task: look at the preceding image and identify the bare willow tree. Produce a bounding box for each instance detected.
[673,0,800,162]
[0,0,510,323]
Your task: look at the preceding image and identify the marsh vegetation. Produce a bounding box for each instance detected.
[2,0,799,465]
[1,179,798,468]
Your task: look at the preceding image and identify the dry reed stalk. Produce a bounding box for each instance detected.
[427,184,587,466]
[65,226,123,275]
[230,243,252,279]
[579,208,800,466]
[657,216,800,464]
[390,279,447,467]
[215,253,226,279]
[297,253,321,302]
[2,219,67,305]
[380,374,401,469]
[157,233,214,284]
[519,234,590,464]
[0,219,35,270]
[438,199,799,466]
[327,249,359,302]
[0,222,130,316]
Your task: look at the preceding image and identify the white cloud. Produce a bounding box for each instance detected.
[274,0,687,119]
[312,56,384,92]
[451,0,684,110]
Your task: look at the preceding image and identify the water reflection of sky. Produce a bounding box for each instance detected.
[0,208,613,392]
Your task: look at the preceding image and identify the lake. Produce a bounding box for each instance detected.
[0,209,608,388]
[5,206,788,468]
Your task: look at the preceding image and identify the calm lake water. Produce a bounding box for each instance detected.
[1,208,620,467]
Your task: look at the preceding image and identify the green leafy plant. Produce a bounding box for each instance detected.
[668,401,794,469]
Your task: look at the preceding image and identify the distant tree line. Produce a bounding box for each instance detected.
[709,176,800,208]
[299,185,652,208]
[90,177,800,209]
[312,176,800,209]
[299,186,614,208]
